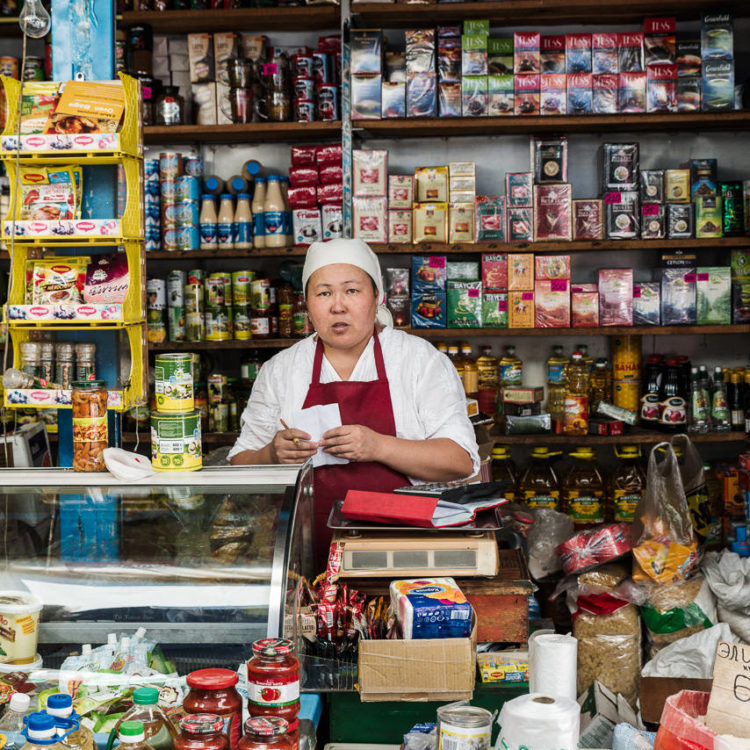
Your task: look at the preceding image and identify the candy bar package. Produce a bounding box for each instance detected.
[702,59,734,111]
[540,73,566,115]
[353,196,387,242]
[483,291,508,327]
[407,73,437,117]
[633,282,661,326]
[351,29,383,75]
[697,266,731,325]
[413,203,448,244]
[677,77,701,111]
[449,203,475,242]
[661,267,697,325]
[701,12,733,62]
[382,81,406,118]
[533,136,568,184]
[488,37,514,75]
[535,279,570,328]
[462,75,489,116]
[389,175,414,209]
[439,82,462,117]
[644,17,676,66]
[566,34,592,74]
[667,203,694,238]
[665,169,690,203]
[535,254,571,280]
[387,295,410,328]
[641,203,665,239]
[514,32,541,75]
[721,182,744,236]
[605,191,639,240]
[572,284,599,327]
[508,253,534,291]
[508,207,534,242]
[509,291,535,328]
[514,74,540,116]
[647,64,677,112]
[677,39,701,77]
[690,158,718,200]
[405,29,436,74]
[593,32,619,75]
[593,74,618,114]
[695,195,723,238]
[353,149,387,197]
[415,166,449,203]
[541,35,566,74]
[482,253,508,291]
[462,34,488,76]
[438,46,462,84]
[601,142,639,192]
[488,74,515,115]
[533,183,572,241]
[573,199,604,240]
[618,32,644,72]
[411,291,446,328]
[412,254,447,293]
[388,209,413,243]
[447,280,482,328]
[599,268,634,326]
[475,196,506,242]
[641,170,664,204]
[567,73,593,114]
[506,173,533,208]
[351,75,381,119]
[618,72,646,113]
[446,260,478,280]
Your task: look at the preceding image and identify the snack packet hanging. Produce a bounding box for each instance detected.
[19,81,61,134]
[32,257,88,304]
[20,166,78,221]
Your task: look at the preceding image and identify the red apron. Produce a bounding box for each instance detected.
[302,329,409,567]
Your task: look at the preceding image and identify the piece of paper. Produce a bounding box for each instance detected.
[705,640,750,737]
[292,403,349,467]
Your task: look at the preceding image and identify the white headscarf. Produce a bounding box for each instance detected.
[301,238,393,327]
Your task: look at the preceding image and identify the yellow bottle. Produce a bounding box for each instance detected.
[447,345,463,381]
[563,447,605,526]
[491,446,517,501]
[461,344,478,397]
[564,351,589,434]
[589,358,612,415]
[520,447,562,511]
[546,344,567,422]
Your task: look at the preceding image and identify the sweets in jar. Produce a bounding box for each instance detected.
[71,379,108,472]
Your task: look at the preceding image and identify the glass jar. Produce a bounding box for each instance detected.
[183,669,242,750]
[251,310,271,339]
[278,284,294,339]
[156,86,185,126]
[55,342,75,389]
[75,342,96,381]
[292,294,309,337]
[71,380,109,472]
[175,715,229,750]
[19,341,40,377]
[247,639,300,727]
[238,718,292,750]
[39,341,54,382]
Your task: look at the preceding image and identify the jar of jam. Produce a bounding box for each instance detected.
[247,639,300,728]
[175,714,229,750]
[238,718,292,750]
[184,669,242,750]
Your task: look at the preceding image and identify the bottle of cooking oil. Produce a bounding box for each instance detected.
[562,447,605,526]
[564,352,590,434]
[477,345,499,388]
[436,342,448,356]
[499,345,523,385]
[577,343,594,374]
[546,345,567,423]
[589,358,612,415]
[491,446,517,501]
[447,344,463,381]
[461,344,479,397]
[519,447,561,511]
[609,445,646,523]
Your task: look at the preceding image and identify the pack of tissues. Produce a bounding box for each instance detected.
[390,577,472,639]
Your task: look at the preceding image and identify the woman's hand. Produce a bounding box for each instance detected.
[320,424,383,463]
[271,429,318,464]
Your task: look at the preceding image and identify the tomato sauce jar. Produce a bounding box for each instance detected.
[184,669,242,750]
[247,639,300,726]
[238,718,292,750]
[175,714,230,750]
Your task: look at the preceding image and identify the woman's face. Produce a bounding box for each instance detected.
[306,263,378,352]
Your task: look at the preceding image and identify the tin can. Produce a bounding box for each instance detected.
[145,237,160,253]
[162,202,181,224]
[167,270,186,306]
[206,273,227,308]
[159,151,183,178]
[150,410,202,471]
[291,54,314,78]
[187,268,204,285]
[147,278,167,310]
[160,178,177,201]
[437,705,492,750]
[612,335,642,382]
[184,156,203,177]
[0,57,19,79]
[161,224,180,251]
[186,311,205,342]
[185,283,204,313]
[205,308,232,340]
[178,199,200,225]
[295,99,316,122]
[176,175,201,202]
[145,158,160,177]
[231,271,254,306]
[311,51,331,83]
[177,223,200,252]
[221,273,233,306]
[251,278,271,311]
[317,83,339,121]
[613,380,640,414]
[234,305,252,340]
[168,307,186,342]
[293,76,316,101]
[154,353,194,412]
[22,57,44,81]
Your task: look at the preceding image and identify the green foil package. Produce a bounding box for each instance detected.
[720,182,744,236]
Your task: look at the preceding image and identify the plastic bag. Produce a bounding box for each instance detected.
[654,691,715,750]
[613,723,657,750]
[671,434,711,542]
[526,508,574,580]
[631,442,698,584]
[557,523,632,576]
[702,550,750,613]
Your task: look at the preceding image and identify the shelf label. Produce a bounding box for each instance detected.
[684,273,696,283]
[468,288,480,298]
[263,63,278,75]
[633,286,641,297]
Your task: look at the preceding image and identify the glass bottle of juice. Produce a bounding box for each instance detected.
[546,345,567,423]
[564,352,589,434]
[609,445,646,523]
[562,447,605,526]
[589,358,612,415]
[519,447,561,511]
[491,446,517,501]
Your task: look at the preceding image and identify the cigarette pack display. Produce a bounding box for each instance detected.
[508,253,534,291]
[482,292,508,327]
[449,203,475,242]
[411,291,446,329]
[389,175,414,209]
[462,76,489,116]
[567,73,593,114]
[388,210,413,244]
[641,170,665,203]
[439,83,462,117]
[593,74,618,113]
[509,291,535,328]
[447,260,479,280]
[488,74,514,115]
[540,74,566,115]
[541,35,566,74]
[566,34,592,74]
[387,296,410,328]
[414,203,448,243]
[412,255,447,293]
[514,32,541,75]
[732,280,750,324]
[605,191,639,240]
[661,267,697,325]
[535,280,571,328]
[535,254,571,280]
[406,29,436,74]
[533,184,572,241]
[462,35,488,76]
[514,74,540,116]
[572,284,599,327]
[188,33,215,83]
[447,280,483,328]
[647,64,677,112]
[618,72,646,112]
[701,12,733,62]
[641,203,665,239]
[508,207,534,242]
[618,32,644,72]
[697,266,731,325]
[598,268,634,326]
[721,182,744,236]
[407,73,437,117]
[644,17,676,66]
[665,169,690,203]
[506,172,533,207]
[352,75,382,120]
[438,47,462,85]
[633,281,661,326]
[677,78,701,111]
[415,167,449,203]
[593,33,619,75]
[573,199,604,240]
[353,196,387,242]
[475,196,506,242]
[677,39,701,77]
[690,158,718,200]
[482,253,508,291]
[351,30,383,75]
[533,136,568,184]
[382,82,406,118]
[702,59,734,111]
[695,195,723,238]
[353,149,387,197]
[601,142,639,192]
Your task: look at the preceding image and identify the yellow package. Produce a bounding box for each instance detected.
[509,290,534,328]
[19,81,61,134]
[30,257,89,305]
[19,166,78,221]
[632,538,699,584]
[46,80,125,134]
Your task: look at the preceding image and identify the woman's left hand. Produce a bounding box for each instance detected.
[320,424,383,463]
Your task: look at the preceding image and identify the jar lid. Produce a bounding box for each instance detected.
[180,714,224,735]
[71,380,107,389]
[251,637,294,657]
[244,717,289,738]
[186,668,239,690]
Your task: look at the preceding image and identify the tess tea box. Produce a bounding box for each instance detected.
[535,279,570,328]
[571,283,599,328]
[598,268,633,326]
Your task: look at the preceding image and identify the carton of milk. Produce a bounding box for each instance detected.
[390,578,472,640]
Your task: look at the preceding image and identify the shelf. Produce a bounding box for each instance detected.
[122,431,239,445]
[146,246,308,260]
[148,338,298,350]
[407,325,750,337]
[144,121,341,145]
[491,429,748,446]
[121,5,339,33]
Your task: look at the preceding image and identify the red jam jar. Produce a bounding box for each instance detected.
[246,638,300,726]
[184,669,242,750]
[175,714,230,750]
[238,718,292,750]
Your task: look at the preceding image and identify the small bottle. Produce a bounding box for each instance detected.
[107,688,177,750]
[217,194,235,249]
[252,177,267,249]
[21,712,58,750]
[730,371,744,430]
[278,283,294,339]
[39,341,54,381]
[203,176,225,196]
[658,359,687,432]
[577,343,594,375]
[711,366,731,431]
[546,344,567,423]
[226,175,249,195]
[610,445,646,523]
[264,176,287,248]
[0,692,30,730]
[499,345,523,386]
[447,345,463,381]
[20,341,41,377]
[116,722,157,750]
[47,693,95,750]
[199,195,218,251]
[589,358,612,416]
[155,86,184,126]
[476,345,499,415]
[280,176,292,246]
[564,352,589,435]
[688,366,709,434]
[55,342,75,390]
[640,355,664,430]
[233,193,253,251]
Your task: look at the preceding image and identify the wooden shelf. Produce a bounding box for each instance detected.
[121,5,339,33]
[121,431,238,445]
[148,339,298,350]
[146,246,307,260]
[407,325,750,337]
[491,429,748,446]
[144,121,341,146]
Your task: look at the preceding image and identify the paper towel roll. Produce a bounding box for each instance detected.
[497,693,580,750]
[528,632,577,701]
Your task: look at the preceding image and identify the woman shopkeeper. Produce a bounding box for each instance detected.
[228,238,480,558]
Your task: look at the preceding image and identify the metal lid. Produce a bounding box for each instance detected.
[244,717,289,737]
[71,379,107,389]
[437,705,492,728]
[180,714,225,735]
[186,668,239,690]
[252,637,294,657]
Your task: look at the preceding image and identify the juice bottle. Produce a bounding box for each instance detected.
[546,345,567,422]
[688,366,709,434]
[490,446,516,501]
[610,445,646,523]
[461,344,478,397]
[107,688,177,750]
[563,352,589,434]
[519,447,561,511]
[252,177,267,249]
[640,355,663,429]
[562,447,604,526]
[589,358,611,415]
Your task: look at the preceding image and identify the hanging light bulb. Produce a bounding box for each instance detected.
[18,0,51,39]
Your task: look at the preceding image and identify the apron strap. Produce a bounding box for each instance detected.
[310,328,386,385]
[372,327,387,381]
[311,336,325,385]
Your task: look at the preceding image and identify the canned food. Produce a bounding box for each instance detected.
[295,99,316,122]
[185,283,204,313]
[72,380,109,472]
[311,51,331,83]
[176,175,200,202]
[206,273,227,307]
[184,156,203,177]
[154,353,194,412]
[160,178,177,201]
[178,200,200,225]
[613,380,640,414]
[231,271,254,306]
[22,57,44,81]
[205,308,232,340]
[167,270,186,306]
[317,83,339,121]
[437,706,492,750]
[186,311,205,342]
[251,278,271,311]
[145,159,160,177]
[161,224,179,251]
[0,57,19,79]
[221,273,233,306]
[293,76,316,101]
[234,306,252,339]
[151,410,202,472]
[147,278,167,309]
[208,373,227,403]
[168,307,186,342]
[177,223,200,252]
[162,202,181,224]
[159,151,183,178]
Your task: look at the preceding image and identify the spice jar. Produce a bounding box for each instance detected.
[39,342,54,382]
[19,341,40,377]
[175,715,229,750]
[238,718,292,750]
[156,86,185,126]
[75,342,96,381]
[55,342,75,389]
[71,380,109,472]
[247,639,300,730]
[184,670,242,750]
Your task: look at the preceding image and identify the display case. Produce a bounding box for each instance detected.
[0,465,314,651]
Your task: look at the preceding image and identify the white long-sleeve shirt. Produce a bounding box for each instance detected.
[227,326,480,484]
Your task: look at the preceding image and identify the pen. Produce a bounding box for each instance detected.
[280,418,300,445]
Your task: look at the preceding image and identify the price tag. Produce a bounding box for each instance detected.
[604,192,622,205]
[642,204,660,216]
[633,286,642,298]
[263,63,278,75]
[498,301,507,311]
[684,273,696,283]
[468,288,480,298]
[705,641,750,736]
[429,256,446,268]
[697,272,710,281]
[522,292,534,301]
[550,280,568,292]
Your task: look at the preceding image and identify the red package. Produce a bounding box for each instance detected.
[557,523,632,575]
[289,166,319,188]
[318,35,341,54]
[287,186,318,209]
[316,144,343,166]
[319,165,343,185]
[317,182,343,205]
[291,145,317,167]
[655,691,715,750]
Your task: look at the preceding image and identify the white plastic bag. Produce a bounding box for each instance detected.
[702,550,750,613]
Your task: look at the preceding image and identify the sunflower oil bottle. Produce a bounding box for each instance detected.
[491,446,517,501]
[562,447,605,526]
[519,447,561,511]
[546,345,567,423]
[609,445,646,523]
[563,352,590,434]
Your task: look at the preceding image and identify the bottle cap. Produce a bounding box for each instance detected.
[237,193,250,199]
[119,721,146,743]
[220,193,233,200]
[201,193,216,201]
[267,175,280,182]
[230,177,247,192]
[251,637,294,657]
[46,693,73,717]
[132,687,159,705]
[9,692,30,712]
[26,713,56,741]
[255,176,267,184]
[244,160,261,176]
[205,177,221,191]
[491,446,510,459]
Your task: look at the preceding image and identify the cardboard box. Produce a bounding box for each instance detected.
[413,203,448,243]
[540,73,566,115]
[534,184,572,241]
[639,677,712,725]
[509,291,535,328]
[389,175,414,209]
[567,73,593,114]
[447,280,482,328]
[353,149,388,197]
[416,166,449,203]
[541,35,565,74]
[188,33,214,83]
[697,266,731,325]
[191,83,217,125]
[503,386,544,403]
[507,207,534,242]
[572,285,599,328]
[535,279,570,328]
[388,209,413,243]
[535,255,571,280]
[482,253,507,291]
[482,292,507,327]
[353,196,387,242]
[514,32,541,75]
[505,172,533,208]
[412,255,447,292]
[661,267,697,325]
[573,199,604,240]
[514,73,540,115]
[214,32,239,85]
[449,203,475,243]
[633,281,661,326]
[411,291,446,329]
[475,196,506,242]
[666,169,690,203]
[447,261,479,281]
[508,253,534,291]
[352,75,382,120]
[488,74,514,115]
[599,268,633,326]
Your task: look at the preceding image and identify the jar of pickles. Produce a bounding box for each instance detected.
[71,380,109,472]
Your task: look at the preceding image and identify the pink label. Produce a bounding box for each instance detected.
[550,280,568,292]
[633,286,642,298]
[605,193,622,205]
[468,289,480,298]
[263,62,278,75]
[498,301,507,311]
[429,257,446,268]
[642,204,660,216]
[521,292,534,301]
[684,273,696,283]
[697,273,709,281]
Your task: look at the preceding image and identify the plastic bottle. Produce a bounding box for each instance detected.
[730,371,744,430]
[199,195,218,251]
[242,160,262,183]
[233,193,252,251]
[280,176,292,246]
[461,344,478,397]
[563,352,589,435]
[546,345,567,422]
[106,688,177,750]
[217,194,235,249]
[47,694,94,750]
[688,366,709,434]
[116,722,157,750]
[21,712,60,750]
[252,177,267,249]
[203,176,224,196]
[577,343,594,375]
[610,445,646,523]
[562,447,604,526]
[658,359,688,432]
[588,358,612,416]
[226,175,249,196]
[0,692,30,730]
[519,447,561,511]
[264,176,286,248]
[711,366,731,431]
[477,345,498,388]
[490,446,516,501]
[639,354,663,429]
[499,345,523,385]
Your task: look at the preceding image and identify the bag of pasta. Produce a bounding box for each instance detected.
[631,441,698,585]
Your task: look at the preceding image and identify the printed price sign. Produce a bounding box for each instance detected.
[705,640,750,736]
[429,256,446,268]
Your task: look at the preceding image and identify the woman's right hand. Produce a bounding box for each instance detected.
[271,429,318,464]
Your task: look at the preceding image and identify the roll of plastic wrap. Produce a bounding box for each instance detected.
[497,694,580,750]
[528,632,577,701]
